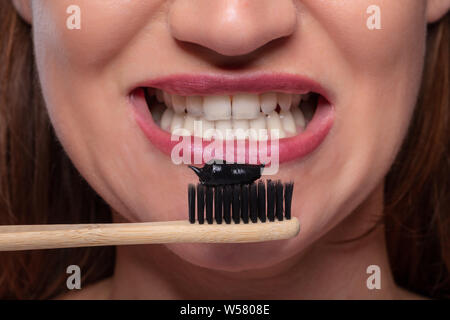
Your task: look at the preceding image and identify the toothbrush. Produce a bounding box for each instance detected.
[0,162,299,251]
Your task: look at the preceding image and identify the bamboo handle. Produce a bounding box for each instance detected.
[0,218,300,251]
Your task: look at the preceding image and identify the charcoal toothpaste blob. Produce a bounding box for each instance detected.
[188,161,265,186]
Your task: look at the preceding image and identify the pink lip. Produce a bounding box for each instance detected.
[135,73,334,99]
[130,73,335,165]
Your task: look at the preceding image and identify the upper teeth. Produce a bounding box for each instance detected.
[232,94,260,120]
[151,89,312,140]
[158,91,306,119]
[203,95,232,121]
[186,96,203,116]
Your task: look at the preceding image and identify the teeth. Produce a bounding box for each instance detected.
[249,113,267,141]
[203,95,232,121]
[215,120,232,139]
[172,94,186,114]
[201,119,215,139]
[183,115,196,135]
[232,93,260,120]
[150,90,316,140]
[160,108,174,131]
[232,119,249,130]
[291,94,302,108]
[249,112,267,130]
[277,93,292,111]
[292,107,306,131]
[186,96,203,116]
[163,91,173,108]
[279,110,296,136]
[170,113,185,135]
[232,119,250,140]
[250,112,268,141]
[266,111,286,139]
[260,92,277,114]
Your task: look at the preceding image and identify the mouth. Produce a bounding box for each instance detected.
[129,73,334,165]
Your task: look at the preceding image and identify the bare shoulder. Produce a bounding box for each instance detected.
[55,277,113,300]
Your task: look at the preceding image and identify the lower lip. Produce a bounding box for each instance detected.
[130,89,334,164]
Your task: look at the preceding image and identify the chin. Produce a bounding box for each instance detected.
[166,239,297,272]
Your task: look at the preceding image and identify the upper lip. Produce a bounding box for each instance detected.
[134,72,332,101]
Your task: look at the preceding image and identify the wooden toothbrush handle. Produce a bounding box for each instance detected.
[0,218,300,251]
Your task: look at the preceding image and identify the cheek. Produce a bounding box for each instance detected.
[30,1,168,219]
[306,0,427,70]
[32,0,157,70]
[329,0,427,181]
[300,0,427,177]
[310,0,427,180]
[288,1,427,242]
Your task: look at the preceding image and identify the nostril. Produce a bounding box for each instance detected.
[168,0,298,57]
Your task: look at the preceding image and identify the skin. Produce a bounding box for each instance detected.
[12,0,450,299]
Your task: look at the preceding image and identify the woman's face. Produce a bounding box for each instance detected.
[26,0,428,271]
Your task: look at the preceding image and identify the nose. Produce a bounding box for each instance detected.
[168,0,298,56]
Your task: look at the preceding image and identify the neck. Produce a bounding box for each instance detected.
[109,183,400,299]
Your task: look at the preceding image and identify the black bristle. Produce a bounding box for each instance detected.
[284,182,294,219]
[197,184,205,224]
[223,185,232,224]
[206,186,214,224]
[249,183,258,223]
[241,184,249,224]
[215,186,223,224]
[257,180,266,222]
[188,184,196,224]
[267,180,275,222]
[190,176,293,224]
[276,180,284,221]
[232,185,241,224]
